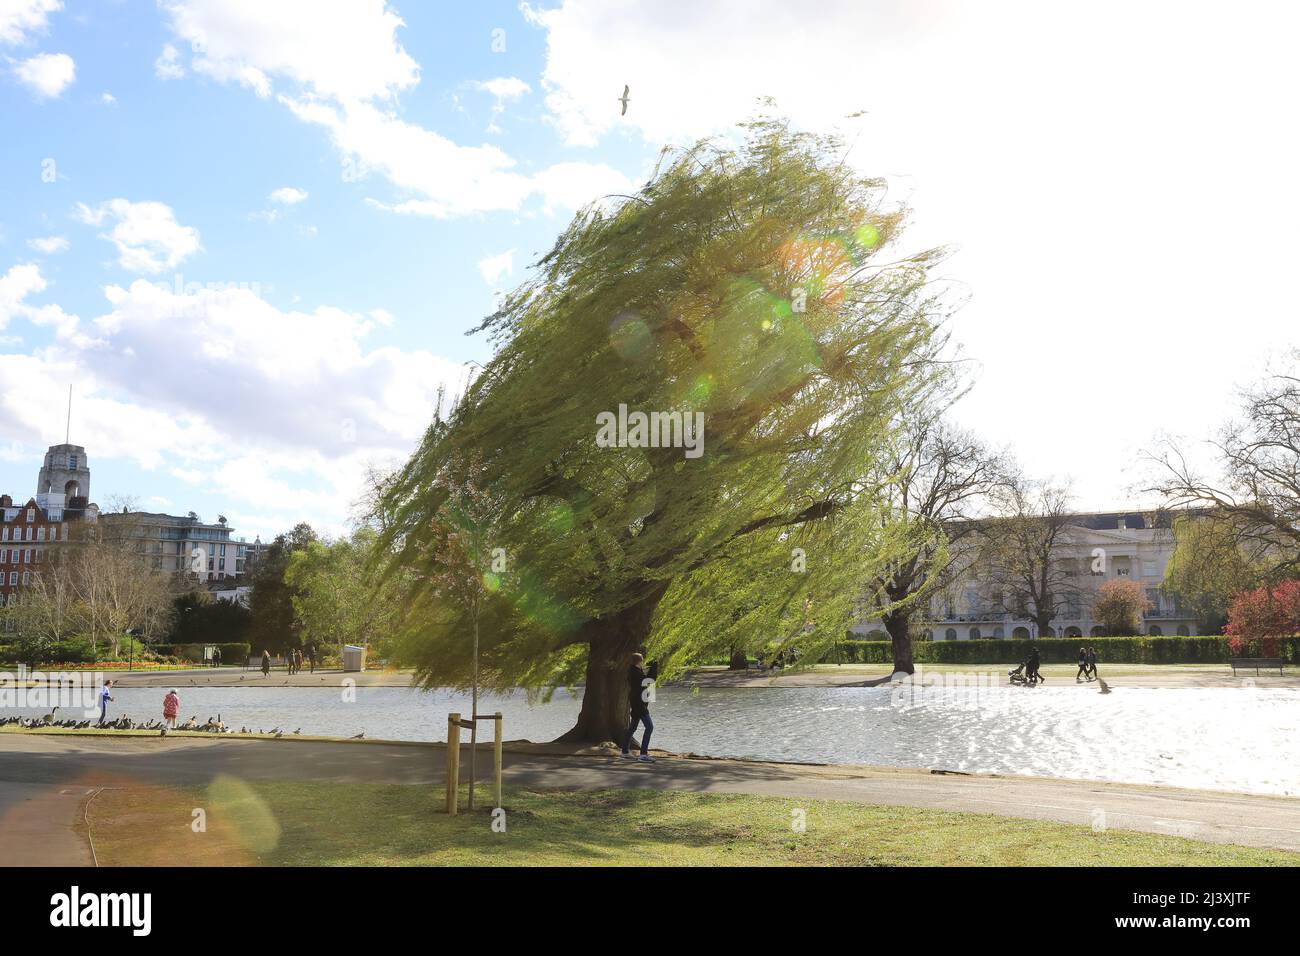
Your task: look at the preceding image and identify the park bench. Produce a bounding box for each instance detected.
[1228,657,1285,676]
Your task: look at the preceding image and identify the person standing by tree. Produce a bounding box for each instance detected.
[621,653,655,763]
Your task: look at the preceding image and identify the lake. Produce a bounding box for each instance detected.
[9,681,1299,797]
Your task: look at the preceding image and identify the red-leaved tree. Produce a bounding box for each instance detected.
[1224,580,1300,657]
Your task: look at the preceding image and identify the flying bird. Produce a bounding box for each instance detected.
[618,84,630,116]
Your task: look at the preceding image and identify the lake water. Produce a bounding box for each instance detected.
[8,683,1300,797]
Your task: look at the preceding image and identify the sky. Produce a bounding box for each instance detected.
[1,0,1297,543]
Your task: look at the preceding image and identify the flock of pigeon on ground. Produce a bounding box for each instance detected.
[0,707,366,738]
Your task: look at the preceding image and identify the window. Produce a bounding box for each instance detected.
[69,454,78,469]
[36,528,44,541]
[26,509,34,522]
[945,628,957,641]
[969,627,981,640]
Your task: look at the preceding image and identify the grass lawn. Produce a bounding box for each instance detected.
[82,781,1299,867]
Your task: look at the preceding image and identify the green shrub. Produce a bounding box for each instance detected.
[155,642,251,664]
[825,635,1273,665]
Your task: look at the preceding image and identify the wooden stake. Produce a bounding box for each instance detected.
[446,712,460,815]
[493,711,503,808]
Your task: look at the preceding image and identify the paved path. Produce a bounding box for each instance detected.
[2,733,1298,863]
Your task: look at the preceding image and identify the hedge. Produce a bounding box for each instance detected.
[155,642,251,664]
[825,635,1300,665]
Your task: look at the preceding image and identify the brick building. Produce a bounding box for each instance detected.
[0,443,100,607]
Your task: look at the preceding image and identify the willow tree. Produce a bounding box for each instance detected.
[376,118,953,742]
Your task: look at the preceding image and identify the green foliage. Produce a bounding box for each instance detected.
[1164,514,1262,633]
[375,116,951,721]
[247,523,317,653]
[158,642,251,664]
[285,528,403,656]
[168,591,252,646]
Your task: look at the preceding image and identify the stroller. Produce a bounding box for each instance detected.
[1008,658,1043,686]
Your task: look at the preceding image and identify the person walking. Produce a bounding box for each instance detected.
[1076,646,1089,682]
[162,688,180,729]
[621,652,655,763]
[295,648,303,674]
[212,646,222,669]
[1026,645,1044,684]
[98,679,114,724]
[261,649,271,677]
[1086,646,1098,681]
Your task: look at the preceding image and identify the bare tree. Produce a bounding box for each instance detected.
[1147,359,1300,582]
[861,417,1004,672]
[977,476,1092,638]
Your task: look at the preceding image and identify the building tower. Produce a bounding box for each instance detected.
[37,444,91,501]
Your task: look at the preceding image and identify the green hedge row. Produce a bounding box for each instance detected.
[826,636,1300,665]
[155,642,251,664]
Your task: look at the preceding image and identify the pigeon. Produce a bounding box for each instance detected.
[352,732,365,739]
[618,84,630,116]
[1098,678,1112,694]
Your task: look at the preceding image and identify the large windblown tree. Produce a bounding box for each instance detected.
[376,118,953,742]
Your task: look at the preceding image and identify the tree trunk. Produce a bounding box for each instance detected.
[556,590,664,744]
[883,612,914,674]
[728,648,748,670]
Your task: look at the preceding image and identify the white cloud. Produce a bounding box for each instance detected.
[155,1,630,219]
[86,279,466,460]
[0,0,60,46]
[75,199,201,274]
[160,0,419,101]
[269,186,308,205]
[477,249,514,286]
[100,90,116,105]
[0,263,47,329]
[13,50,74,98]
[26,235,69,254]
[522,0,1300,511]
[154,43,184,80]
[0,274,468,535]
[475,75,530,113]
[0,261,85,342]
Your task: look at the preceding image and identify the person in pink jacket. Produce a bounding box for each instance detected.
[162,689,180,729]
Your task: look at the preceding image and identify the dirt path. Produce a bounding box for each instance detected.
[2,732,1297,861]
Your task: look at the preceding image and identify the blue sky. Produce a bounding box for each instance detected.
[3,0,1299,543]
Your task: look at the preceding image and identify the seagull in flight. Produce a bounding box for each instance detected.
[618,84,630,116]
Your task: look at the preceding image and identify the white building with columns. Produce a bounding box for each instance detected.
[854,510,1200,640]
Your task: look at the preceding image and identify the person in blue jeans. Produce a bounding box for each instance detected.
[98,679,114,724]
[621,653,655,762]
